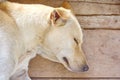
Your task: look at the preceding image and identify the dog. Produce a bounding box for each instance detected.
[0,0,89,80]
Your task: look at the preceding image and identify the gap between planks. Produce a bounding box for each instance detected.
[68,1,120,5]
[76,14,120,16]
[31,77,120,79]
[83,28,120,30]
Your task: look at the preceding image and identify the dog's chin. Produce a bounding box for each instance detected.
[67,68,85,73]
[64,65,85,73]
[60,63,89,73]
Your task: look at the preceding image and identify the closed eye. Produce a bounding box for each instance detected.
[74,38,78,45]
[63,57,69,66]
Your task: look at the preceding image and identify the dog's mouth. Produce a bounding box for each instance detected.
[62,57,89,72]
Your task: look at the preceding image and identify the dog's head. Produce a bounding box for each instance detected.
[39,5,89,72]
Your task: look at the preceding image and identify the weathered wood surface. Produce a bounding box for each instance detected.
[32,79,119,80]
[29,30,120,78]
[9,0,120,15]
[78,16,120,29]
[9,0,120,4]
[71,2,120,15]
[68,0,120,4]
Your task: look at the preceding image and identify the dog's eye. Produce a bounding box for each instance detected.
[74,38,78,45]
[63,57,69,66]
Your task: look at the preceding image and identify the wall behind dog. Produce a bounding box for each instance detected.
[8,0,120,80]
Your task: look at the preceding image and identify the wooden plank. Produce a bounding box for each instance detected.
[8,0,120,15]
[8,0,63,6]
[32,79,119,80]
[29,30,120,77]
[68,0,120,4]
[71,2,120,15]
[77,16,120,29]
[9,0,120,4]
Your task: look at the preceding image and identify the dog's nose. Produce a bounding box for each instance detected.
[82,65,89,72]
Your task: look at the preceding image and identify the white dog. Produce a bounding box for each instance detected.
[0,1,89,80]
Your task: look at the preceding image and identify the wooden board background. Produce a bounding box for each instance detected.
[8,0,120,80]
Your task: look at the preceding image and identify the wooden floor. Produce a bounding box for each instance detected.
[8,0,120,80]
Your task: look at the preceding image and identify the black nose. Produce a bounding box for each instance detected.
[82,65,89,72]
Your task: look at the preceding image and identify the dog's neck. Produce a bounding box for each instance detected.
[0,1,54,50]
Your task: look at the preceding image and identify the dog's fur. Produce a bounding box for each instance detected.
[0,1,88,80]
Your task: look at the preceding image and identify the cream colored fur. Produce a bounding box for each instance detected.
[0,1,88,80]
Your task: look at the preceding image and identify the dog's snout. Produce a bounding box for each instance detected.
[82,65,89,72]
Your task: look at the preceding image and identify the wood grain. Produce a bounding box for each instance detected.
[8,0,120,15]
[68,0,120,4]
[71,2,120,15]
[32,79,119,80]
[77,16,120,29]
[9,0,120,4]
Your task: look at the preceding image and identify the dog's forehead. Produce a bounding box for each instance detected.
[69,15,83,42]
[67,15,81,31]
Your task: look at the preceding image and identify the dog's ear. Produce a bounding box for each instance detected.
[50,8,68,27]
[61,1,74,13]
